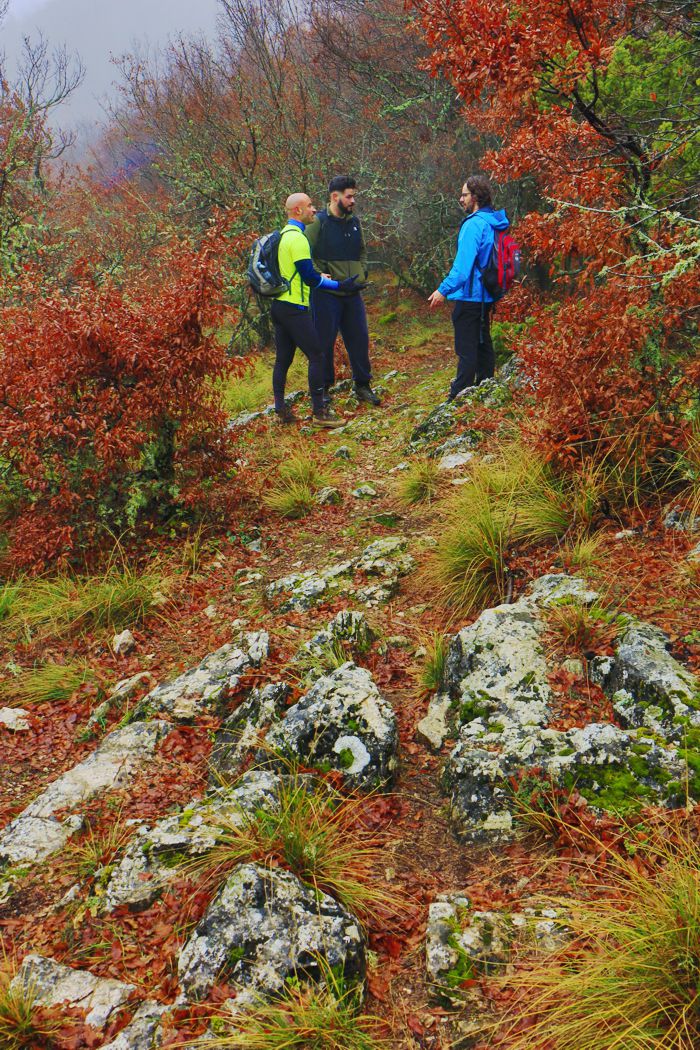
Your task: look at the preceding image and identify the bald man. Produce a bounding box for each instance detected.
[270,193,359,427]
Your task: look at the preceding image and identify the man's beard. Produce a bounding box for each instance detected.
[338,201,354,216]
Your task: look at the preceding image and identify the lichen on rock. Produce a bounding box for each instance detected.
[177,862,365,1005]
[131,633,269,722]
[262,662,398,789]
[102,770,284,913]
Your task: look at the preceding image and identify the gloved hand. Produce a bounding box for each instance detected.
[337,275,361,292]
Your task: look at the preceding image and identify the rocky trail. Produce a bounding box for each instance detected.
[1,296,699,1048]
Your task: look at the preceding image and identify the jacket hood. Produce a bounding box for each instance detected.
[470,207,510,231]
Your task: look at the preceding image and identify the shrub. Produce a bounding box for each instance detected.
[0,226,239,569]
[500,824,700,1049]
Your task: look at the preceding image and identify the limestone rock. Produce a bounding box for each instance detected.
[409,401,459,450]
[100,1002,171,1050]
[416,695,452,750]
[265,537,413,612]
[439,579,699,842]
[228,391,304,429]
[438,451,474,472]
[443,602,552,730]
[177,862,365,1005]
[525,573,599,608]
[334,445,352,460]
[132,633,269,722]
[113,629,136,656]
[427,894,567,998]
[263,663,398,789]
[352,483,377,499]
[664,506,700,532]
[314,486,342,506]
[10,955,133,1029]
[497,355,525,389]
[354,536,413,578]
[446,719,686,843]
[593,621,700,736]
[208,684,291,787]
[290,611,375,687]
[432,433,480,459]
[85,672,154,734]
[0,721,170,867]
[0,707,30,731]
[103,771,283,913]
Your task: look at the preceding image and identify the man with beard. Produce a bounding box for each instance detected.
[428,175,510,402]
[305,175,381,409]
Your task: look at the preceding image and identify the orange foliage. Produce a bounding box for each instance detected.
[0,224,240,568]
[412,0,699,475]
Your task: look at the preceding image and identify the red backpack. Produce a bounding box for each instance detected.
[478,228,521,301]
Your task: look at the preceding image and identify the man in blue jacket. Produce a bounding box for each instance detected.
[428,175,510,401]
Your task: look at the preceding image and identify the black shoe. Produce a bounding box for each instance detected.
[275,405,298,424]
[354,383,381,406]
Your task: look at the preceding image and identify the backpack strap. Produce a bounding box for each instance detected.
[314,210,330,260]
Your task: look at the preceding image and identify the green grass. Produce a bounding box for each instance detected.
[182,774,396,926]
[417,633,448,692]
[500,823,700,1049]
[263,479,318,519]
[3,564,172,641]
[291,638,355,683]
[64,811,131,880]
[220,354,307,416]
[278,451,329,489]
[201,964,389,1049]
[433,490,511,612]
[0,581,21,622]
[560,531,606,572]
[429,442,574,613]
[545,599,618,656]
[395,459,440,505]
[0,958,63,1050]
[0,660,95,707]
[263,450,332,519]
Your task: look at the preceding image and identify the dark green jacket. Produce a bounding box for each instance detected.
[305,209,368,295]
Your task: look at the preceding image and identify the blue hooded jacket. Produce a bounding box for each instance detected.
[438,208,510,303]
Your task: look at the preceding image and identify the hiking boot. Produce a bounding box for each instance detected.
[354,383,381,406]
[275,405,298,424]
[312,408,344,429]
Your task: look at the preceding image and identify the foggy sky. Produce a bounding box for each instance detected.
[2,0,220,141]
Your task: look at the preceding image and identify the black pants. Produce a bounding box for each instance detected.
[270,300,325,414]
[311,289,372,389]
[450,301,495,399]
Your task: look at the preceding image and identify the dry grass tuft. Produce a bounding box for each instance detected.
[497,816,700,1050]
